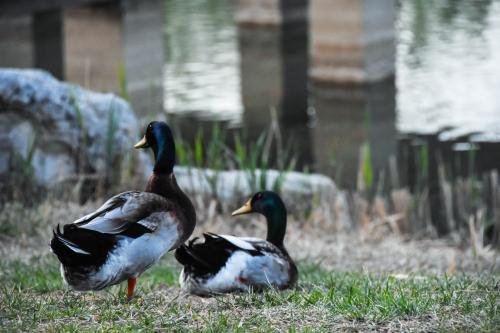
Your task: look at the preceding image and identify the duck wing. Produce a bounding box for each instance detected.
[210,234,286,257]
[51,191,176,269]
[73,191,172,236]
[175,233,265,278]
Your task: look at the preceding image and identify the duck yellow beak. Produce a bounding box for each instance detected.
[231,198,253,216]
[134,135,148,149]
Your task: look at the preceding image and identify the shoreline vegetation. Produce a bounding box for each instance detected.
[4,113,500,248]
[0,74,498,331]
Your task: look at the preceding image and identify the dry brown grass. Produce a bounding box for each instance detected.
[1,198,498,276]
[0,197,498,332]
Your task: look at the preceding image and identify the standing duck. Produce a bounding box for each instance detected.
[175,191,297,295]
[50,121,196,299]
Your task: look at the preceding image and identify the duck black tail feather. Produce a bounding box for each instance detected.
[50,225,85,267]
[174,235,235,277]
[50,224,116,268]
[174,243,211,270]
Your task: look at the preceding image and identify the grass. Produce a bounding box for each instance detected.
[173,117,296,198]
[0,254,498,332]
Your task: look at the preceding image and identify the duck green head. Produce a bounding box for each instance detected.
[135,121,176,174]
[232,191,287,247]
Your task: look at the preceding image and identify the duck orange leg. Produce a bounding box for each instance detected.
[127,278,137,299]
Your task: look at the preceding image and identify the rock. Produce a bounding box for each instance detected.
[173,166,337,213]
[0,68,336,212]
[0,68,146,188]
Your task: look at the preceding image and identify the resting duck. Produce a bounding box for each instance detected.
[175,191,297,295]
[50,121,195,299]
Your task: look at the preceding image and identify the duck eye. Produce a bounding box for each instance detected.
[256,193,263,200]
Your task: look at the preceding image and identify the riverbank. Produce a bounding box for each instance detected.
[0,199,498,331]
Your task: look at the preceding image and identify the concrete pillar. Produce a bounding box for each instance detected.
[0,15,33,68]
[63,4,123,92]
[3,3,122,92]
[33,10,65,79]
[238,0,309,125]
[0,0,164,116]
[237,0,312,170]
[309,0,395,83]
[236,0,281,26]
[280,0,309,124]
[239,25,282,128]
[122,0,164,118]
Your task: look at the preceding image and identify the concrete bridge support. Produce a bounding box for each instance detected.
[237,0,309,125]
[237,0,312,169]
[309,0,395,83]
[236,0,282,25]
[0,0,164,117]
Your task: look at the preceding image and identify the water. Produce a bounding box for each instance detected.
[397,0,500,141]
[1,0,498,188]
[162,0,500,186]
[164,0,242,124]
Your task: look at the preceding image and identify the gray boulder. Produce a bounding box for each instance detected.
[173,166,337,214]
[0,68,146,188]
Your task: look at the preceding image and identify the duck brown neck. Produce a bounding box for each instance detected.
[145,172,196,242]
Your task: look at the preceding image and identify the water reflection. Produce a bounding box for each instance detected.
[164,0,242,124]
[226,0,312,170]
[171,18,313,171]
[46,0,500,187]
[280,0,309,125]
[397,0,500,140]
[238,25,282,129]
[3,0,495,187]
[311,80,397,188]
[0,0,166,118]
